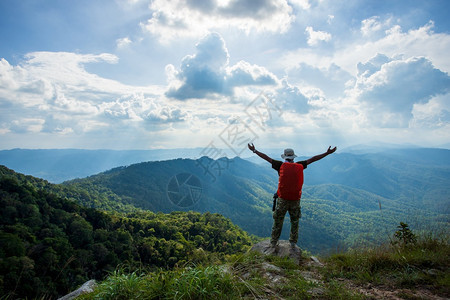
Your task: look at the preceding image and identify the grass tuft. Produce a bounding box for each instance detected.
[78,230,449,299]
[322,232,450,296]
[79,264,248,299]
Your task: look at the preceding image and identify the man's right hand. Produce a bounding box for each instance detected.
[249,144,273,163]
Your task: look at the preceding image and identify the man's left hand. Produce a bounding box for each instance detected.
[327,146,337,154]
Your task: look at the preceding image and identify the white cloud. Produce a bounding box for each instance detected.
[2,3,450,151]
[356,53,393,77]
[283,21,450,78]
[361,16,383,36]
[116,37,132,49]
[13,52,126,100]
[49,89,99,115]
[141,0,294,42]
[272,79,310,113]
[102,93,187,123]
[124,0,142,5]
[411,93,450,129]
[277,26,450,145]
[0,59,22,90]
[165,33,231,99]
[166,32,278,100]
[286,62,353,98]
[336,21,450,75]
[327,14,334,25]
[305,26,332,46]
[0,52,184,137]
[352,55,450,127]
[227,61,279,87]
[289,0,311,10]
[10,118,45,134]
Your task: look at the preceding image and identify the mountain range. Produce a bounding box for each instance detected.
[0,147,449,253]
[0,148,205,183]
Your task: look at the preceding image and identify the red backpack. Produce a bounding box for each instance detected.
[277,162,304,200]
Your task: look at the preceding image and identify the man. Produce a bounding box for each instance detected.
[247,143,337,251]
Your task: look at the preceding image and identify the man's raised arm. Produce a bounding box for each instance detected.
[306,146,337,165]
[248,143,273,163]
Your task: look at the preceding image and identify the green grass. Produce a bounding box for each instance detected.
[77,230,450,299]
[88,270,149,299]
[321,280,365,300]
[79,265,247,300]
[78,251,365,300]
[321,233,450,297]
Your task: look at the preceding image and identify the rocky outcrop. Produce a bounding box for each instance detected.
[251,239,324,267]
[250,239,303,264]
[57,280,96,300]
[250,240,326,297]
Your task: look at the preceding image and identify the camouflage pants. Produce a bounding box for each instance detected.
[270,198,301,245]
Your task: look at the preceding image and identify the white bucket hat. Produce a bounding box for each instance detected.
[281,148,297,160]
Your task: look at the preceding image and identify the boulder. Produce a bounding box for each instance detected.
[251,239,303,265]
[57,280,96,300]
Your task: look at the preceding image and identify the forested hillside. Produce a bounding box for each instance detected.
[302,148,450,213]
[0,168,255,299]
[1,147,449,298]
[1,148,448,253]
[61,154,449,253]
[2,148,448,213]
[248,148,450,214]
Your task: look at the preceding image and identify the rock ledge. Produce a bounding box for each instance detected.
[57,279,96,300]
[251,239,303,264]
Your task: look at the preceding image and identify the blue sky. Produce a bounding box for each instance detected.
[0,0,449,155]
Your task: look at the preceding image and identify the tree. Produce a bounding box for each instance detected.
[393,222,417,246]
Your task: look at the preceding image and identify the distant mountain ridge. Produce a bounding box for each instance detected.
[0,148,205,183]
[1,147,448,253]
[61,151,448,253]
[2,164,447,300]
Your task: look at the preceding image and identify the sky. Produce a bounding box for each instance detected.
[1,0,449,155]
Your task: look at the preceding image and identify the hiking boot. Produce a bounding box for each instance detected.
[266,241,278,255]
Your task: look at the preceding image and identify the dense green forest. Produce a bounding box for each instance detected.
[1,149,448,253]
[1,151,448,255]
[2,148,449,214]
[76,232,450,300]
[0,147,449,298]
[0,168,255,299]
[60,156,448,253]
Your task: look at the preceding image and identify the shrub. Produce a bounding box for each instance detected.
[392,222,417,247]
